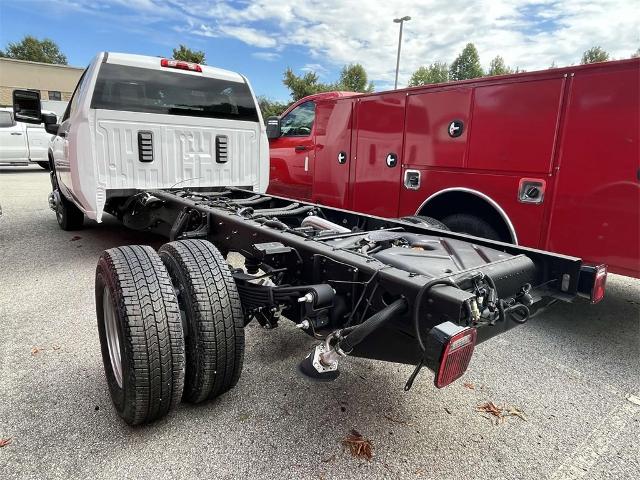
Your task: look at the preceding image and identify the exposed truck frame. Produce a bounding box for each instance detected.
[92,185,603,424]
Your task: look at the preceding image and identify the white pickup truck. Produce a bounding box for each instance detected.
[0,107,55,169]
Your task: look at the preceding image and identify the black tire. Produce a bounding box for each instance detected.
[159,239,245,404]
[37,161,50,170]
[401,215,450,231]
[441,213,501,241]
[95,245,185,425]
[55,192,84,231]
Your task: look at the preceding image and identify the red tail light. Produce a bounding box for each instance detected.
[160,58,202,72]
[578,264,607,303]
[590,264,607,303]
[435,327,477,388]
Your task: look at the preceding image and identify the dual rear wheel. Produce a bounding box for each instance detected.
[95,240,244,425]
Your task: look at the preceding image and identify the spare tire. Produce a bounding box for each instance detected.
[96,245,185,425]
[159,240,245,404]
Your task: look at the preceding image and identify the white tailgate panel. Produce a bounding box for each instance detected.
[93,111,260,193]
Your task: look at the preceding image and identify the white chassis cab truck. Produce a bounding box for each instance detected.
[16,52,268,229]
[13,53,604,426]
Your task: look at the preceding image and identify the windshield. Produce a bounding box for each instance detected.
[91,63,259,122]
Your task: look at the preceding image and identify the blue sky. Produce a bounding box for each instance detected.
[1,0,638,101]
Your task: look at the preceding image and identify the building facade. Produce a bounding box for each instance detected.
[0,57,84,106]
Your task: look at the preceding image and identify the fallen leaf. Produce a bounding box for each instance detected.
[31,347,42,356]
[507,406,528,421]
[476,401,502,417]
[342,429,373,461]
[0,438,12,448]
[476,401,527,424]
[626,395,640,406]
[52,345,61,351]
[464,382,475,390]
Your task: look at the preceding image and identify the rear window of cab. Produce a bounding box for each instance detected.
[91,63,259,122]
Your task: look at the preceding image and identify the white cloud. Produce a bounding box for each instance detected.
[219,25,277,49]
[301,63,329,76]
[36,0,640,86]
[252,51,280,61]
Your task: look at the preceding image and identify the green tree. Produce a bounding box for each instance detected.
[408,62,449,86]
[487,55,513,76]
[335,63,374,92]
[257,96,290,120]
[449,43,483,80]
[172,44,206,64]
[631,48,640,58]
[282,68,331,101]
[580,46,609,64]
[0,35,67,64]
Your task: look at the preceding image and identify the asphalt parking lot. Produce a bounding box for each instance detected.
[1,165,638,479]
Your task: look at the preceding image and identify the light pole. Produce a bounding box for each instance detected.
[393,15,411,89]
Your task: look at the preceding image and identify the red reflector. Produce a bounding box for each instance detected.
[435,328,477,388]
[591,264,607,303]
[160,58,202,72]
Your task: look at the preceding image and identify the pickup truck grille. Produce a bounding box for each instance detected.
[138,131,153,163]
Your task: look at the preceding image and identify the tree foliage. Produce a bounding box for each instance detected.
[580,46,609,64]
[335,63,374,92]
[408,62,449,86]
[0,35,67,64]
[487,55,513,76]
[172,44,206,64]
[257,96,290,120]
[449,43,483,80]
[282,69,332,101]
[631,48,640,59]
[282,63,375,101]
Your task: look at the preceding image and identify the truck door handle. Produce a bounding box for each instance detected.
[10,132,22,135]
[295,145,308,152]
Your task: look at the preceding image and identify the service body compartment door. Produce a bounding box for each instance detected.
[312,99,354,208]
[467,78,564,174]
[546,64,639,276]
[404,88,472,168]
[351,92,406,217]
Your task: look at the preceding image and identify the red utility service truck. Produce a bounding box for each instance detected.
[267,59,639,278]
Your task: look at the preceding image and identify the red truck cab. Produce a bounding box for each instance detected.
[267,59,639,278]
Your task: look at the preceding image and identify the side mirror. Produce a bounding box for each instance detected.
[13,89,42,124]
[266,116,281,139]
[43,113,60,135]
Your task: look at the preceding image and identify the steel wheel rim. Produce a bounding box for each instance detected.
[103,287,123,388]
